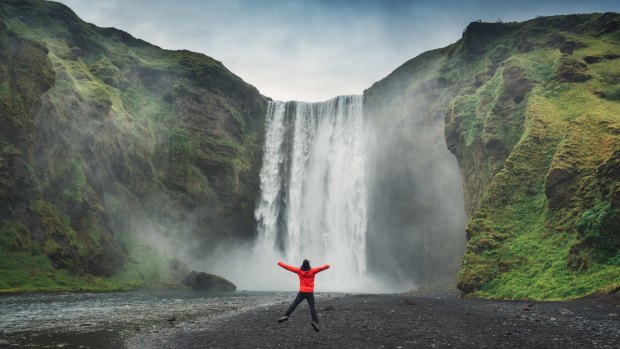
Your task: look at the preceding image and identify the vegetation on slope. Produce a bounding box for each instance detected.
[366,13,620,299]
[0,0,267,291]
[1,0,617,299]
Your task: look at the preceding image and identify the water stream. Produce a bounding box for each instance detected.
[0,291,279,348]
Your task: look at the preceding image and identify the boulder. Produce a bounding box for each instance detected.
[183,270,236,292]
[557,56,592,82]
[584,55,604,64]
[559,40,576,55]
[584,53,619,64]
[547,33,566,48]
[558,40,586,55]
[544,167,578,210]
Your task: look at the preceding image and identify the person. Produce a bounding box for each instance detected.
[276,259,330,332]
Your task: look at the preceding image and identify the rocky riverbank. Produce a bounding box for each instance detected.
[127,292,620,348]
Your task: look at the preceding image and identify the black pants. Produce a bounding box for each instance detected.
[284,292,318,323]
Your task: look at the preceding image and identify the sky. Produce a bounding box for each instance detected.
[55,0,620,102]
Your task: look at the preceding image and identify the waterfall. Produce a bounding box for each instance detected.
[254,95,371,290]
[208,91,464,292]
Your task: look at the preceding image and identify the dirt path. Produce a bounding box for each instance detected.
[127,293,620,348]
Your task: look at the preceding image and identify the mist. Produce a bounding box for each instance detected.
[196,90,466,293]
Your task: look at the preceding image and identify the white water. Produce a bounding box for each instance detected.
[249,95,378,291]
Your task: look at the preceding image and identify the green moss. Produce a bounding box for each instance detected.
[0,81,10,99]
[110,234,177,286]
[59,158,87,203]
[440,16,620,299]
[450,94,481,147]
[88,56,121,87]
[576,200,620,263]
[0,251,132,292]
[0,220,29,252]
[29,200,84,252]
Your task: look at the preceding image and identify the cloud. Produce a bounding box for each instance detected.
[56,0,620,101]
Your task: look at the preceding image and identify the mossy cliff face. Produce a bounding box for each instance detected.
[0,0,267,291]
[365,13,620,299]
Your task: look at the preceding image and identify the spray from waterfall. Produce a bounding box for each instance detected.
[204,91,465,292]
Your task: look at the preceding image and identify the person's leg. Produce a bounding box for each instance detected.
[306,292,318,323]
[284,292,305,317]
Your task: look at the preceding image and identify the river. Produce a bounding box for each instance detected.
[0,290,281,348]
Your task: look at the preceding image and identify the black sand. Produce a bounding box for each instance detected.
[127,292,620,348]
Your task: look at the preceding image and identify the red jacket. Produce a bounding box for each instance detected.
[277,261,330,292]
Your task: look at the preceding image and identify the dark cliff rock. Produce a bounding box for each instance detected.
[183,271,236,292]
[0,0,267,290]
[557,56,592,82]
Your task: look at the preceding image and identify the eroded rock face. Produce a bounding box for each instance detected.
[557,56,592,82]
[501,64,532,104]
[559,41,575,55]
[446,62,532,216]
[545,167,578,210]
[584,53,620,64]
[445,14,620,298]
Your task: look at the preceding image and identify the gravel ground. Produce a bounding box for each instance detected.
[127,292,620,348]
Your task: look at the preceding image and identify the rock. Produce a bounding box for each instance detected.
[558,40,586,55]
[169,259,190,282]
[583,53,619,64]
[184,271,236,292]
[502,64,532,104]
[584,55,604,64]
[557,56,592,83]
[545,167,578,210]
[547,33,566,47]
[403,299,417,305]
[559,41,576,54]
[322,306,336,311]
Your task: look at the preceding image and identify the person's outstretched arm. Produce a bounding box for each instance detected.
[277,260,300,273]
[312,264,330,274]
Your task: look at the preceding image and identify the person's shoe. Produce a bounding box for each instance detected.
[277,316,289,323]
[311,321,319,332]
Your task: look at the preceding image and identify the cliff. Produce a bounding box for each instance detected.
[365,13,620,299]
[0,0,267,291]
[1,0,618,299]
